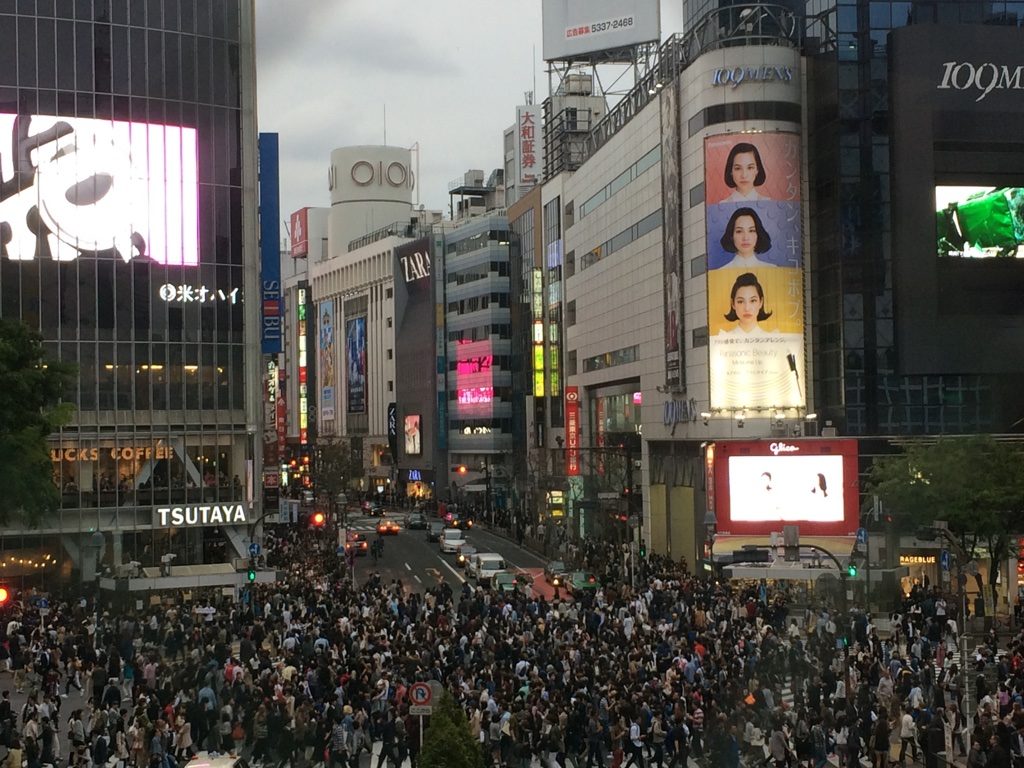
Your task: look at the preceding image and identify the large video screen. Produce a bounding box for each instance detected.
[711,438,858,537]
[0,114,199,265]
[936,185,1024,258]
[728,455,844,523]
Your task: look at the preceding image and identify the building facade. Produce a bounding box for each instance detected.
[0,1,262,579]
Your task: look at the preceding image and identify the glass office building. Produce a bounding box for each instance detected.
[0,1,260,581]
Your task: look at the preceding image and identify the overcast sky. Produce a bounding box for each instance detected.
[254,1,684,221]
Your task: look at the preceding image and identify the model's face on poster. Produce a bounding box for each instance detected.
[732,286,762,330]
[731,152,760,196]
[732,215,758,258]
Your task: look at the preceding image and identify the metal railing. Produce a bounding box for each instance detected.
[347,220,430,252]
[564,4,802,162]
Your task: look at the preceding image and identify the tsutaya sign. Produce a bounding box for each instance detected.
[154,503,250,528]
[937,61,1024,102]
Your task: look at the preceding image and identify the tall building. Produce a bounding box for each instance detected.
[540,1,1024,572]
[0,2,262,580]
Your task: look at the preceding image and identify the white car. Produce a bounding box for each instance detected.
[469,553,507,585]
[440,528,466,554]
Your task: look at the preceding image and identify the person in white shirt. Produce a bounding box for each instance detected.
[625,717,646,768]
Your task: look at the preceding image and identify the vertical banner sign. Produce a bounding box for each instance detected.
[565,386,580,476]
[660,81,684,389]
[264,359,280,478]
[516,105,543,187]
[387,403,398,464]
[297,288,309,444]
[258,133,283,354]
[290,207,309,258]
[346,316,367,414]
[704,132,806,411]
[319,300,336,422]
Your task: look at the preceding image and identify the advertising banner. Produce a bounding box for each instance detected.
[258,133,283,355]
[704,132,805,411]
[515,105,543,188]
[387,403,398,463]
[346,316,367,414]
[290,207,309,258]
[263,359,279,468]
[542,0,661,61]
[660,81,684,389]
[710,439,859,537]
[319,300,336,422]
[0,114,199,265]
[565,386,580,476]
[404,414,422,456]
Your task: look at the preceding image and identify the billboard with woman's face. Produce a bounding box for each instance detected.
[704,132,806,411]
[345,316,367,414]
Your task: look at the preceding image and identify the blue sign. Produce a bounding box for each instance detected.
[248,543,262,558]
[258,133,283,354]
[336,545,346,556]
[856,527,868,545]
[38,598,49,609]
[940,549,950,572]
[409,469,422,482]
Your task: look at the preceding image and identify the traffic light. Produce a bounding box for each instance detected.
[847,563,858,577]
[638,542,647,558]
[456,465,468,475]
[0,587,9,605]
[246,569,256,582]
[311,511,326,527]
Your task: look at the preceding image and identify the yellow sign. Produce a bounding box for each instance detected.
[900,554,936,565]
[51,445,175,462]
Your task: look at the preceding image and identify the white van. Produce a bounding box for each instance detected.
[470,553,507,584]
[440,528,465,554]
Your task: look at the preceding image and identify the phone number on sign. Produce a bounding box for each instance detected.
[565,16,635,38]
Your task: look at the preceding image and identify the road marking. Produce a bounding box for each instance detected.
[404,562,412,571]
[414,575,422,583]
[439,557,466,583]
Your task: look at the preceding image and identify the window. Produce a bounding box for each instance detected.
[388,380,394,392]
[566,300,576,327]
[567,350,577,376]
[386,349,393,360]
[690,254,707,277]
[692,326,709,348]
[689,183,705,208]
[579,146,661,219]
[386,317,392,328]
[580,210,663,271]
[582,345,639,372]
[385,287,393,298]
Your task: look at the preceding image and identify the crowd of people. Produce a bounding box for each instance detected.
[0,521,1017,768]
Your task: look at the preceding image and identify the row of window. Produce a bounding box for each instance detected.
[582,345,639,373]
[446,261,511,285]
[0,21,242,106]
[449,419,512,434]
[578,209,663,272]
[446,293,510,314]
[579,146,661,220]
[445,230,509,257]
[447,324,511,342]
[0,1,242,39]
[687,101,802,139]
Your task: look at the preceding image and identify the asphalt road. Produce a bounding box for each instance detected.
[342,510,550,594]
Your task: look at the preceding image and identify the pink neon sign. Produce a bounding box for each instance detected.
[458,387,494,405]
[0,114,199,266]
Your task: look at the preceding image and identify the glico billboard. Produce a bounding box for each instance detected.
[709,439,859,537]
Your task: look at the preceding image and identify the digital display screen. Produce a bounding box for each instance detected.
[0,114,199,265]
[727,455,845,523]
[403,415,421,456]
[936,185,1024,258]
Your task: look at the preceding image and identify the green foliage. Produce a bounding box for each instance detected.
[316,436,364,504]
[420,692,480,768]
[866,435,1024,585]
[0,320,76,524]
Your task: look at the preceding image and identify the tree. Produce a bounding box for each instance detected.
[420,692,480,768]
[865,435,1024,605]
[315,436,364,514]
[0,320,76,525]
